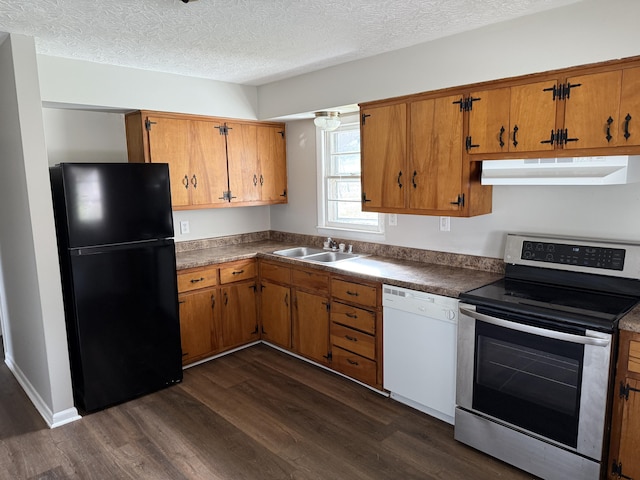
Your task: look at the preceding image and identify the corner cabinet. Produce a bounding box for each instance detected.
[125,111,287,210]
[360,93,492,217]
[257,259,383,390]
[608,329,640,480]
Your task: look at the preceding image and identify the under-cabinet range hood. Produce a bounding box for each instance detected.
[481,155,640,185]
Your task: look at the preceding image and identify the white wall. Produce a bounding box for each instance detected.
[38,55,259,119]
[41,108,271,242]
[43,109,129,165]
[0,34,78,427]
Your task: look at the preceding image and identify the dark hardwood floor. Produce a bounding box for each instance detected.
[0,344,536,479]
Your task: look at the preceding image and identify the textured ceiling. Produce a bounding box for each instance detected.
[0,0,582,86]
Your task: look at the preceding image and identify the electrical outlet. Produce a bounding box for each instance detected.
[439,216,450,232]
[388,214,397,226]
[180,220,190,235]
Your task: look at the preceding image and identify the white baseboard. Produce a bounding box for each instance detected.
[4,355,80,428]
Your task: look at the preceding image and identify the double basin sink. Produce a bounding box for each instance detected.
[273,246,363,264]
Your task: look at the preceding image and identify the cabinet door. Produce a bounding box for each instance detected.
[467,88,511,154]
[509,80,558,152]
[563,71,622,150]
[147,116,191,208]
[227,122,260,202]
[190,119,230,206]
[178,289,218,364]
[293,290,330,364]
[260,281,291,348]
[257,125,287,202]
[220,281,259,349]
[620,67,640,146]
[614,378,640,479]
[361,103,406,209]
[408,95,464,211]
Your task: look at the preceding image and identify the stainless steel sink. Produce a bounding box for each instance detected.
[273,246,324,258]
[272,247,362,264]
[302,251,361,263]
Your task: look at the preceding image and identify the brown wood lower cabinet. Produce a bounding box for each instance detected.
[260,280,291,348]
[259,261,292,348]
[608,329,640,480]
[178,288,219,364]
[291,266,331,365]
[220,280,259,349]
[180,258,383,388]
[293,290,330,365]
[332,345,377,387]
[330,276,382,388]
[177,259,258,366]
[257,259,382,388]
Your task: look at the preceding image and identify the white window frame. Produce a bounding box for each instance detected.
[316,114,384,239]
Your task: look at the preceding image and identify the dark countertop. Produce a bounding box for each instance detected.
[176,240,502,298]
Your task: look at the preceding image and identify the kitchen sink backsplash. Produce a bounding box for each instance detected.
[175,230,505,274]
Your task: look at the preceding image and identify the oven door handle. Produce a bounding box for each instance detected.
[459,306,611,347]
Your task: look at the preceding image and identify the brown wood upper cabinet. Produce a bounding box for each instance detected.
[362,56,640,216]
[360,94,491,217]
[466,58,640,158]
[125,111,287,210]
[467,81,558,155]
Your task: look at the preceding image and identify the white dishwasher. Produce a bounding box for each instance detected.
[383,284,458,425]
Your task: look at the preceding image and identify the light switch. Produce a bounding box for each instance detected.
[180,220,190,234]
[388,214,397,226]
[439,216,450,232]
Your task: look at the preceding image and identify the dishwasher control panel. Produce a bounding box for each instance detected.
[383,285,458,321]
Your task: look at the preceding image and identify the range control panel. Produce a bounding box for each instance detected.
[521,241,625,271]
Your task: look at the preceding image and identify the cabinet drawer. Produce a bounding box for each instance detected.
[177,266,218,293]
[331,301,375,334]
[331,279,377,307]
[292,267,329,293]
[332,346,377,386]
[220,259,256,284]
[260,261,291,284]
[629,340,640,374]
[331,323,375,360]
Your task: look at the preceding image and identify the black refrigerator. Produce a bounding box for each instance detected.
[50,163,183,413]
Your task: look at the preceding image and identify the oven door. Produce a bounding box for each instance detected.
[457,303,612,461]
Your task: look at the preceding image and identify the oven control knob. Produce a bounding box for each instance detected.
[545,253,554,261]
[523,251,534,259]
[536,243,544,251]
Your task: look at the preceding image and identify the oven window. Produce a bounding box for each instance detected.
[473,320,584,448]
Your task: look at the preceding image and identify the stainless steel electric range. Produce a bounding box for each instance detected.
[455,233,640,480]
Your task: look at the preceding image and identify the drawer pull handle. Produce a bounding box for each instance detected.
[347,358,359,366]
[345,313,358,319]
[346,290,359,296]
[232,270,245,275]
[345,335,357,342]
[190,277,205,283]
[178,300,186,305]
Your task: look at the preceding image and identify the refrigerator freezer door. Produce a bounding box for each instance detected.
[65,239,182,412]
[53,163,174,248]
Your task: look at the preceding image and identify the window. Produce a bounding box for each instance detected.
[317,117,383,234]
